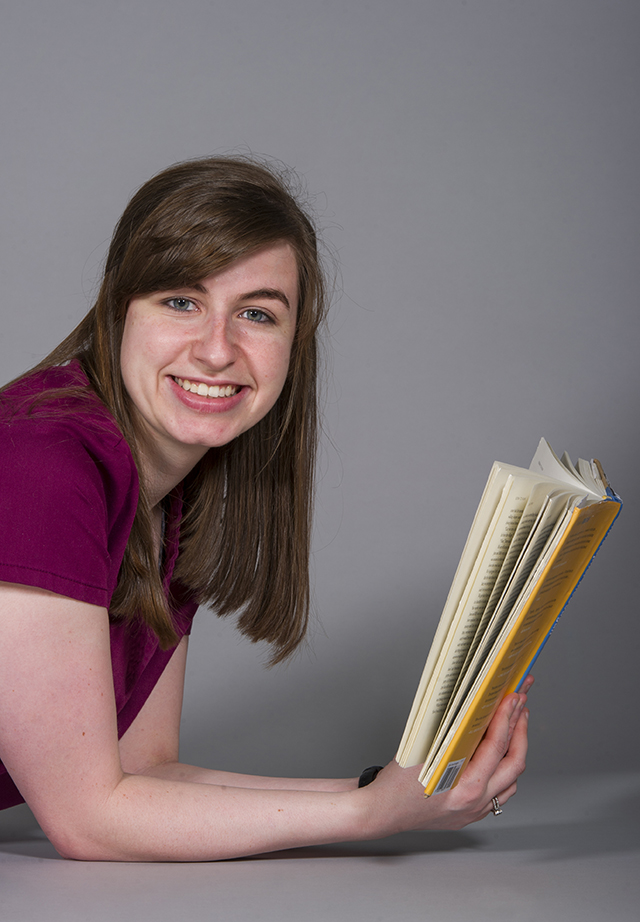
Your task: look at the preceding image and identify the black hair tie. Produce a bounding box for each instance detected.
[358,765,384,788]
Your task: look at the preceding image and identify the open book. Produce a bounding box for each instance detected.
[396,439,621,796]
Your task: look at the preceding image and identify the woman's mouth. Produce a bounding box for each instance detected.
[174,377,240,399]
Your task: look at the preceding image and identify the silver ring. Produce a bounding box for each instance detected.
[491,796,503,816]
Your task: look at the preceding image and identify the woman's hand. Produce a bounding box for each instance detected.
[357,678,532,839]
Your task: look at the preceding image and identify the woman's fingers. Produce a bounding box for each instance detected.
[487,705,530,800]
[470,694,522,772]
[520,674,535,694]
[454,693,529,804]
[490,780,518,811]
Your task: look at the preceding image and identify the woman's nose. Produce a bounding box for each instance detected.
[190,318,237,370]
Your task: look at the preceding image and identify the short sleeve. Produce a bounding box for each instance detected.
[0,414,138,607]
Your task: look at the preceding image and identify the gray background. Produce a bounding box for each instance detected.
[0,0,638,894]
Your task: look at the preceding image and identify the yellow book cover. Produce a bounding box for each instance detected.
[420,496,621,795]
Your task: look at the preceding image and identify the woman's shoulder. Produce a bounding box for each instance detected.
[2,360,89,397]
[0,362,139,606]
[1,361,132,457]
[2,359,108,413]
[0,361,138,512]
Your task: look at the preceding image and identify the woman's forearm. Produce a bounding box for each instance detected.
[140,760,359,792]
[54,772,370,861]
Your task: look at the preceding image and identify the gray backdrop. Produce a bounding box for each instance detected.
[1,0,638,788]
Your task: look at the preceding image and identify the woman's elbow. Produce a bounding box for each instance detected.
[44,822,119,861]
[36,805,128,862]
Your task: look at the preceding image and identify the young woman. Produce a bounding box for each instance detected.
[0,157,531,860]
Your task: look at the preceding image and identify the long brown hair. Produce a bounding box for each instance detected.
[21,157,328,663]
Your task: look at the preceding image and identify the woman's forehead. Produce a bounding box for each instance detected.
[158,242,299,302]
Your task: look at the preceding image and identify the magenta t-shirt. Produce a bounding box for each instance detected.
[0,362,198,809]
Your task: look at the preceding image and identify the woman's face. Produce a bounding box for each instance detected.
[120,241,298,481]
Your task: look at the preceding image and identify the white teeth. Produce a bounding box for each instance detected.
[175,378,238,399]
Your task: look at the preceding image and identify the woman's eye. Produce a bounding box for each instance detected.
[241,308,271,323]
[166,297,195,312]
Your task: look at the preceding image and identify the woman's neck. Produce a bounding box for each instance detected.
[135,434,209,508]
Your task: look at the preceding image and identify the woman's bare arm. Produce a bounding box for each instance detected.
[118,636,358,792]
[0,582,529,861]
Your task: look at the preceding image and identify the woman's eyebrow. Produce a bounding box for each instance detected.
[239,288,292,310]
[174,284,292,309]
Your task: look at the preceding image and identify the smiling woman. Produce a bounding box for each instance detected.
[120,242,299,489]
[0,156,530,861]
